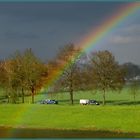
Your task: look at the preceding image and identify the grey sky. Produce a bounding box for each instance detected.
[0,2,140,64]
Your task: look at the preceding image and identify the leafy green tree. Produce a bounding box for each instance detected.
[90,50,125,105]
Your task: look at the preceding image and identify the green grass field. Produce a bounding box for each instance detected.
[0,104,140,133]
[0,87,140,137]
[38,87,140,105]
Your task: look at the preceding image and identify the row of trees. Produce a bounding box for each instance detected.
[50,44,125,105]
[0,49,47,103]
[0,44,126,105]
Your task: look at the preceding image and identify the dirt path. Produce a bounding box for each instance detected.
[0,127,139,138]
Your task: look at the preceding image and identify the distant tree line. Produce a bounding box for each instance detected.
[121,62,140,81]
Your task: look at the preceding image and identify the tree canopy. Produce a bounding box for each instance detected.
[90,50,125,105]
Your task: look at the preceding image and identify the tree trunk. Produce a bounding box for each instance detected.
[69,70,74,105]
[7,96,10,103]
[70,89,74,105]
[22,87,24,103]
[134,93,136,105]
[103,89,106,106]
[31,87,35,104]
[7,92,10,103]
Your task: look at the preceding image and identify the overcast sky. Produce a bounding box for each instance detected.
[0,2,140,64]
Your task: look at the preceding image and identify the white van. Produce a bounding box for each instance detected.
[80,99,89,105]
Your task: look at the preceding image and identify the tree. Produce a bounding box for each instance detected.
[7,49,47,104]
[0,49,48,104]
[1,51,29,103]
[2,58,20,103]
[90,50,125,105]
[0,61,7,87]
[0,60,10,102]
[55,43,81,104]
[129,80,140,104]
[9,52,26,103]
[22,48,45,104]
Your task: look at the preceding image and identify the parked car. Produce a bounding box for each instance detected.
[89,100,100,105]
[40,99,58,104]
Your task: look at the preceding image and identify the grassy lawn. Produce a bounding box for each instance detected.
[0,87,140,136]
[0,104,140,133]
[38,87,140,105]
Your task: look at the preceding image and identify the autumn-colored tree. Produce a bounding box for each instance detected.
[2,58,20,103]
[22,48,46,104]
[0,61,10,102]
[0,61,7,87]
[45,61,61,93]
[55,43,81,104]
[10,52,26,103]
[0,49,48,104]
[90,50,125,105]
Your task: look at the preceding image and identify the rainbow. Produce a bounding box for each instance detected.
[3,2,140,137]
[78,2,140,53]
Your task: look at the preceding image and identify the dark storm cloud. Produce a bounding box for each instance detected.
[0,2,126,23]
[4,31,40,40]
[0,2,139,64]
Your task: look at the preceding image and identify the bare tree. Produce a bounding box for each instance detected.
[90,50,125,105]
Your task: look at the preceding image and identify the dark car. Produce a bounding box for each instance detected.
[41,99,58,104]
[89,100,100,105]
